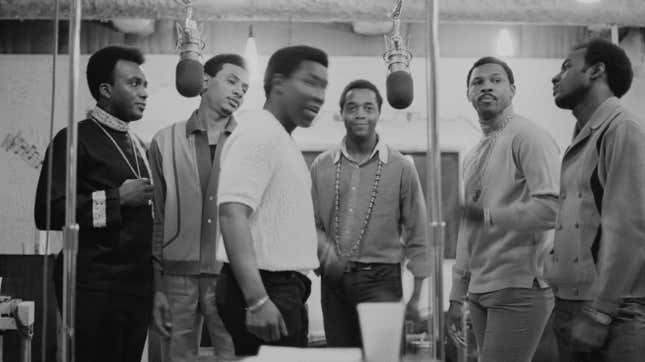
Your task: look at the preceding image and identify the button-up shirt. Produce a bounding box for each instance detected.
[544,97,645,315]
[311,137,430,277]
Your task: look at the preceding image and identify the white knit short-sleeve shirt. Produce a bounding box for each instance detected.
[217,110,318,272]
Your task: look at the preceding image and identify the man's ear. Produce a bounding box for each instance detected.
[98,83,111,99]
[588,62,606,81]
[200,75,211,96]
[509,83,517,98]
[203,74,212,88]
[270,73,287,95]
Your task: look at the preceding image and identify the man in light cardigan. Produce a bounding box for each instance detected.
[149,54,248,361]
[448,56,560,362]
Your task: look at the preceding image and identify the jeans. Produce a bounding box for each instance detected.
[321,262,403,347]
[468,284,554,362]
[215,264,312,357]
[553,297,645,362]
[162,274,235,362]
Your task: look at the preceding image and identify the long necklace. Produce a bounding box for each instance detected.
[333,157,384,258]
[92,119,142,179]
[464,115,512,203]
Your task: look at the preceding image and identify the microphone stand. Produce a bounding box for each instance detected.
[175,0,203,62]
[61,0,82,361]
[383,0,412,76]
[423,0,446,360]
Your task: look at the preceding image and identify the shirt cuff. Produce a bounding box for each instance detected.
[407,260,432,278]
[218,194,259,212]
[489,206,517,230]
[92,191,107,228]
[449,272,469,302]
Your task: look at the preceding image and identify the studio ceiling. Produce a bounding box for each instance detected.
[1,0,645,26]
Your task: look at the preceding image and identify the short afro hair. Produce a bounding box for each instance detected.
[86,45,145,101]
[263,45,328,97]
[466,56,514,87]
[204,53,247,77]
[339,79,383,112]
[574,38,633,98]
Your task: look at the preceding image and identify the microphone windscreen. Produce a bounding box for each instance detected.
[386,70,414,109]
[176,58,204,98]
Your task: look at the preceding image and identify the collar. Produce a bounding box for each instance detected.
[479,105,514,135]
[185,110,238,137]
[567,97,621,153]
[333,135,389,165]
[89,106,129,132]
[588,97,621,131]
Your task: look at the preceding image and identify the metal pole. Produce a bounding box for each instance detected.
[20,336,31,362]
[610,25,619,44]
[62,1,82,361]
[424,0,445,360]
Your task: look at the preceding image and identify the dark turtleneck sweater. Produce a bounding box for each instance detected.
[34,118,152,297]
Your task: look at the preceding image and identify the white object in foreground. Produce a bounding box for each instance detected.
[357,302,405,362]
[243,346,362,362]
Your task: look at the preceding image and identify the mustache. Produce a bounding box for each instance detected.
[478,93,497,101]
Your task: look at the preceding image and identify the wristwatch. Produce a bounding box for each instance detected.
[583,305,612,326]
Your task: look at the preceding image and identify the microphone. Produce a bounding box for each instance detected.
[175,2,204,97]
[386,70,413,110]
[383,0,413,109]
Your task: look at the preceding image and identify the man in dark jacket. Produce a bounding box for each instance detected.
[34,45,153,362]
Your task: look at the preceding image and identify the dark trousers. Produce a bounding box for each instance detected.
[321,262,403,347]
[553,297,645,362]
[215,263,312,356]
[54,285,151,362]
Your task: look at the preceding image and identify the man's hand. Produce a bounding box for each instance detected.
[405,296,422,328]
[246,299,289,342]
[570,309,610,351]
[319,243,346,284]
[119,178,153,207]
[447,301,465,347]
[152,291,172,338]
[462,205,484,223]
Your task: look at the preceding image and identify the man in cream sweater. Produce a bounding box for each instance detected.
[448,56,560,362]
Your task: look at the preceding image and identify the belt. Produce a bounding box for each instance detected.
[343,261,399,273]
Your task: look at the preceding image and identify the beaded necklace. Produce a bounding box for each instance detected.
[92,119,143,179]
[333,157,384,258]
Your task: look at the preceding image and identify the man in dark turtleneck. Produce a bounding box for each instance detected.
[34,45,153,362]
[448,57,560,362]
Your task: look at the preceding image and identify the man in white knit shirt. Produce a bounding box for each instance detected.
[215,45,329,356]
